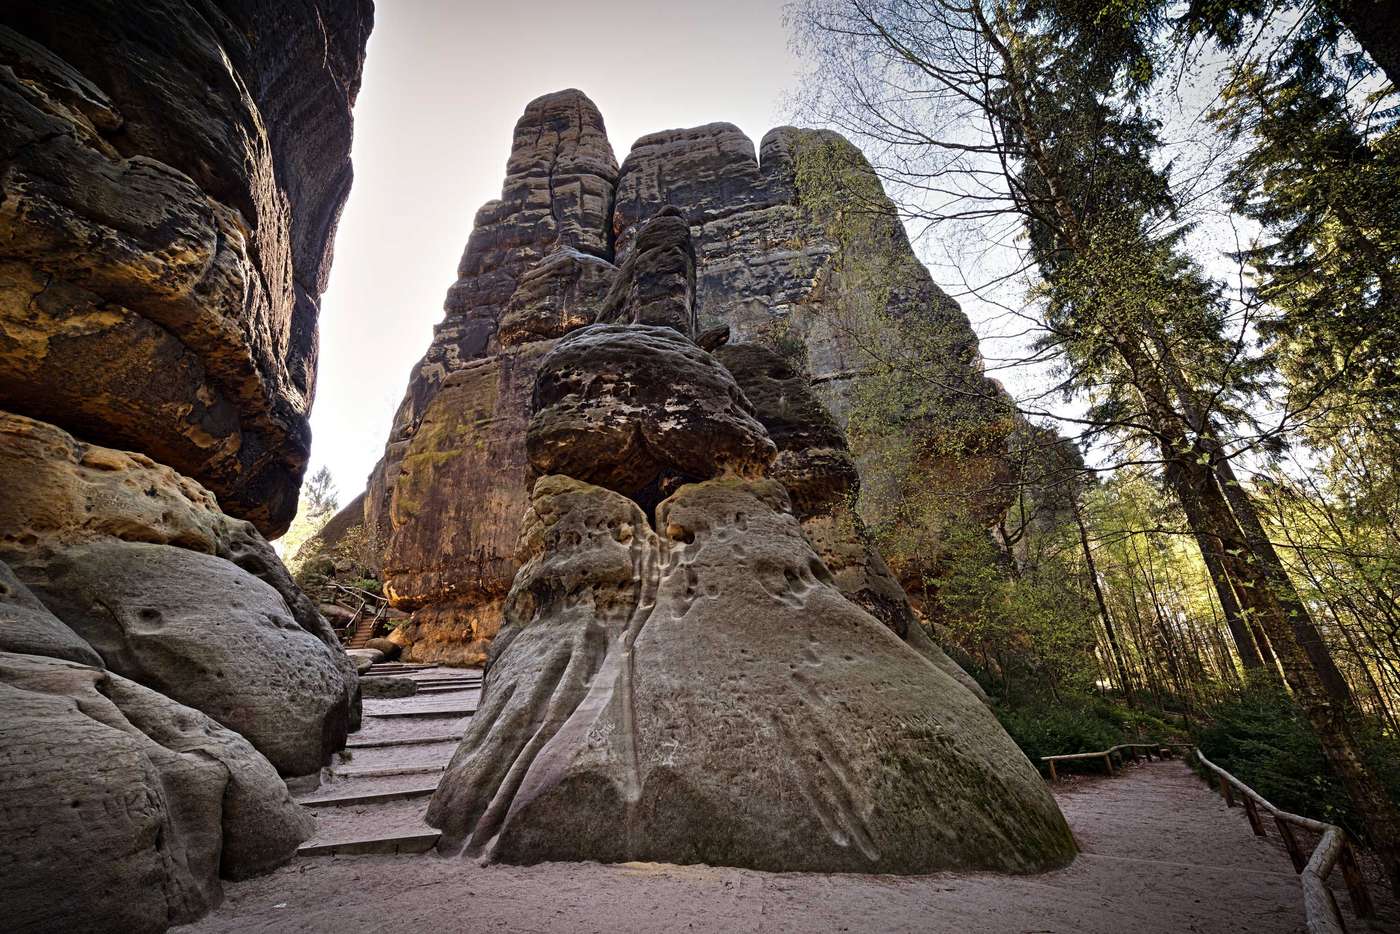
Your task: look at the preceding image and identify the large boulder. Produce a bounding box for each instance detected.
[0,1,373,536]
[528,324,776,505]
[598,207,695,336]
[0,410,362,727]
[427,476,1073,872]
[496,247,615,348]
[20,542,352,776]
[0,651,312,933]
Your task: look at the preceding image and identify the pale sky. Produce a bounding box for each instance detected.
[309,0,804,502]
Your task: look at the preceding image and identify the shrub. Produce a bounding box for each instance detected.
[995,695,1175,773]
[1194,680,1400,839]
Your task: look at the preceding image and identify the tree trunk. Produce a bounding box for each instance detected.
[1210,450,1357,708]
[1156,442,1268,671]
[1329,0,1400,89]
[970,6,1400,891]
[1167,437,1400,895]
[1072,496,1135,704]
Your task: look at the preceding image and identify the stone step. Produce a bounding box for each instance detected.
[349,713,475,745]
[298,829,440,857]
[297,781,440,808]
[415,683,481,694]
[297,798,441,857]
[365,707,476,719]
[331,763,446,780]
[335,738,458,770]
[346,733,463,749]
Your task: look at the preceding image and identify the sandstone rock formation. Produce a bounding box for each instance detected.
[368,90,1012,668]
[425,226,1073,870]
[528,324,775,507]
[0,4,370,929]
[713,341,987,700]
[0,410,361,752]
[0,559,101,665]
[0,651,313,933]
[381,342,556,664]
[0,0,372,537]
[365,90,619,663]
[27,541,353,777]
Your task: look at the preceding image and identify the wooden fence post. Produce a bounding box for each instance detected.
[1104,753,1114,776]
[1218,776,1236,807]
[1048,760,1058,782]
[1338,842,1374,918]
[1275,816,1307,873]
[1241,795,1265,836]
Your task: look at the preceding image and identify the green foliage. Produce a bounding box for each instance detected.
[996,695,1176,769]
[281,467,340,569]
[1195,680,1400,839]
[350,577,383,597]
[931,513,1103,701]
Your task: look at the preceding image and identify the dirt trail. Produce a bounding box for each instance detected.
[174,759,1400,933]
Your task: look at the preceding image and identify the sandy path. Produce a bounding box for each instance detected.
[170,760,1393,934]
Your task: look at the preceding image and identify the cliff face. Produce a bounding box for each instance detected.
[369,89,1009,665]
[0,0,371,537]
[0,3,372,931]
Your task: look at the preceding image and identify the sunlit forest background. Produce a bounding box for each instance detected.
[779,0,1400,890]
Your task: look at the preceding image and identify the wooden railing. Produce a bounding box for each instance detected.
[326,582,389,646]
[1042,742,1374,934]
[1194,749,1372,934]
[1040,742,1184,781]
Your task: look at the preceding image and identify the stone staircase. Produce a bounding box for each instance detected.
[293,663,483,856]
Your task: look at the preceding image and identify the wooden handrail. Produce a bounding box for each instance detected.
[1041,741,1373,933]
[328,580,388,607]
[1041,742,1186,780]
[1194,749,1372,934]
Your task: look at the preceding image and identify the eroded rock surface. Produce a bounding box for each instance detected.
[714,342,986,699]
[367,89,619,543]
[428,207,1068,872]
[528,324,775,505]
[0,652,312,933]
[365,90,620,654]
[0,410,361,731]
[598,207,695,335]
[428,476,1071,872]
[0,4,368,929]
[383,343,556,666]
[22,542,352,777]
[0,1,372,536]
[0,559,100,665]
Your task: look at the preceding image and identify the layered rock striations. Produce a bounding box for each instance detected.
[425,214,1073,873]
[0,0,371,536]
[0,4,371,931]
[367,90,619,663]
[371,90,1010,666]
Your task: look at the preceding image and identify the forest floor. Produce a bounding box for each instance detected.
[178,740,1396,933]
